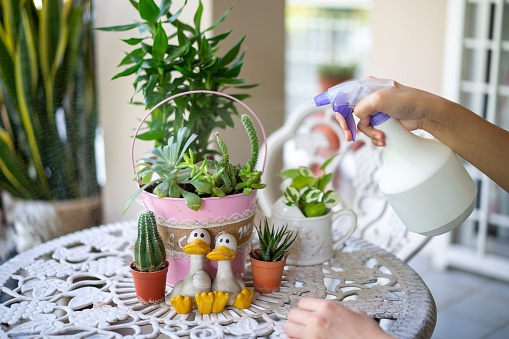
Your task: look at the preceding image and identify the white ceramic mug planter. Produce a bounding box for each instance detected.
[270,199,357,266]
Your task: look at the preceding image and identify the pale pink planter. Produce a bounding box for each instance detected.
[132,90,266,287]
[142,190,257,286]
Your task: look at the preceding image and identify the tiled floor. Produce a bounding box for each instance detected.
[408,252,509,339]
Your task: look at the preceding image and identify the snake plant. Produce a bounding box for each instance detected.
[0,0,100,200]
[134,210,166,272]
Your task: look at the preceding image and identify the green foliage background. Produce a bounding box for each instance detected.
[98,0,257,161]
[0,0,100,200]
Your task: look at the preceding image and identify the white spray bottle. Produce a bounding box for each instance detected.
[314,79,477,236]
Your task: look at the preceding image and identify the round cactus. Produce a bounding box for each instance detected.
[134,210,166,272]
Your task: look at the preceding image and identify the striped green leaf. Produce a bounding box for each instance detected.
[282,186,300,205]
[301,188,322,203]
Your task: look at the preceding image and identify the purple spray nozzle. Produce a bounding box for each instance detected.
[314,90,357,140]
[314,91,331,106]
[313,79,395,142]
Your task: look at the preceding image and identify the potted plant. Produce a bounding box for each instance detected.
[270,156,357,266]
[130,210,169,304]
[98,0,261,286]
[317,63,356,92]
[125,96,266,286]
[97,0,257,154]
[249,218,298,294]
[0,0,102,252]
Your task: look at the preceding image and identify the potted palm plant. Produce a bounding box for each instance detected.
[126,97,266,286]
[98,1,263,286]
[131,210,169,304]
[270,156,357,266]
[97,0,256,154]
[250,218,298,294]
[0,0,102,251]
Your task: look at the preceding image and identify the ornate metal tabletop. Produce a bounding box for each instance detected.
[0,221,436,338]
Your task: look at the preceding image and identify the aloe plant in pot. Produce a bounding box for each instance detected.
[250,218,298,294]
[0,0,102,251]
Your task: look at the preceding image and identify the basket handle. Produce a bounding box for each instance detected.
[131,90,267,176]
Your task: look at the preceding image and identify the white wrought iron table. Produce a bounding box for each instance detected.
[0,221,436,338]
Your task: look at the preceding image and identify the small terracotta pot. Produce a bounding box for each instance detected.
[130,261,169,304]
[250,254,286,294]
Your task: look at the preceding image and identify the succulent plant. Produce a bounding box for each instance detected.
[252,218,298,262]
[134,210,166,272]
[123,115,266,214]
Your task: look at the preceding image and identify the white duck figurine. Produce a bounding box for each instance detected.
[206,233,254,310]
[166,228,212,313]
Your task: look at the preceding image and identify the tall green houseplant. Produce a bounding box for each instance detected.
[98,0,257,160]
[0,0,100,201]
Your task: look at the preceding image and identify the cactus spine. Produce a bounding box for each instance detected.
[134,210,166,272]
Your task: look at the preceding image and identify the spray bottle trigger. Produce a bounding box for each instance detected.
[332,91,357,141]
[336,105,356,142]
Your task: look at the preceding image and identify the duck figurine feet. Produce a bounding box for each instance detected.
[206,233,254,312]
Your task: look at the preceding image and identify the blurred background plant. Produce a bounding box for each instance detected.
[0,0,100,201]
[97,0,257,161]
[317,63,356,92]
[0,0,102,252]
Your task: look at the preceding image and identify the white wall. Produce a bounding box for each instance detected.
[369,0,447,95]
[94,1,284,223]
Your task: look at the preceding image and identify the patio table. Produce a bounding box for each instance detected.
[0,220,436,338]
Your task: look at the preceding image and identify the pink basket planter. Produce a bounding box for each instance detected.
[142,190,258,286]
[131,90,267,287]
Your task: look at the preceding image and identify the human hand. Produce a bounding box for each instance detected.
[336,76,435,147]
[284,297,393,339]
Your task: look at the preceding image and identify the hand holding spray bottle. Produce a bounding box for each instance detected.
[314,80,477,236]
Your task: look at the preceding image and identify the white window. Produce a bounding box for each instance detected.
[285,0,372,117]
[435,0,509,281]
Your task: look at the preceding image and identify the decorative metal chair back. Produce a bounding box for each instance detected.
[257,103,430,263]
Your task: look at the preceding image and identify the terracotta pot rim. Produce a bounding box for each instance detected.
[249,253,287,265]
[130,260,169,273]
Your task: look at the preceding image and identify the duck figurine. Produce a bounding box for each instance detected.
[206,233,254,311]
[166,228,212,313]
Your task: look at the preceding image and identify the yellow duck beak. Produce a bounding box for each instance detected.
[206,245,236,261]
[183,238,211,255]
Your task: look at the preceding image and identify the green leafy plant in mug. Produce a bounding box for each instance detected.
[277,155,340,217]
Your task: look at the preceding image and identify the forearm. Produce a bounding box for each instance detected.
[424,98,509,192]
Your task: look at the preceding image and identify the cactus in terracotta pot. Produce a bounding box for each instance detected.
[134,210,166,272]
